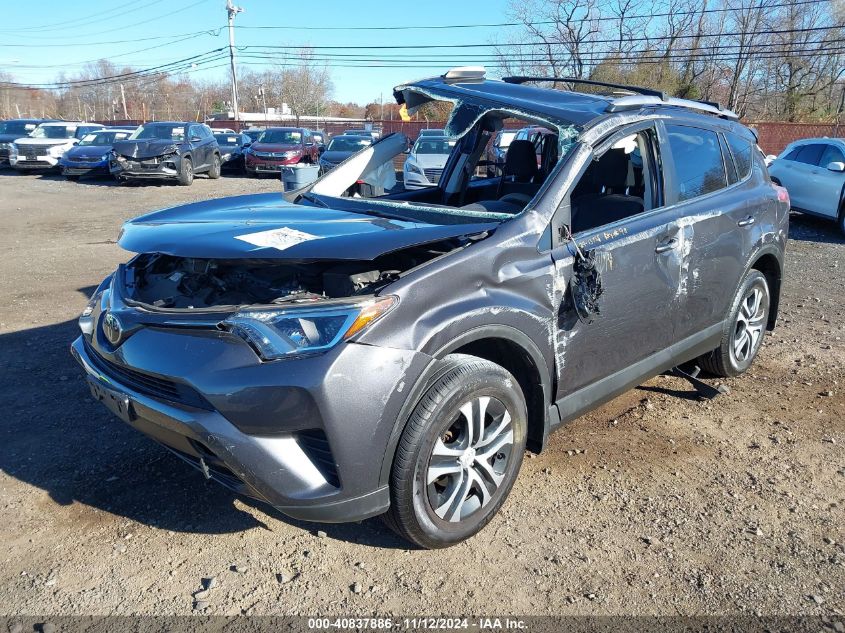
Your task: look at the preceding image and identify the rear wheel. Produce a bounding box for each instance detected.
[700,270,770,377]
[208,154,221,179]
[177,157,193,186]
[384,354,527,549]
[837,201,845,236]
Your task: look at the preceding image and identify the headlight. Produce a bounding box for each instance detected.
[406,162,423,176]
[49,145,67,157]
[283,150,300,159]
[78,275,113,335]
[100,153,111,161]
[221,153,232,162]
[0,142,11,150]
[221,296,396,361]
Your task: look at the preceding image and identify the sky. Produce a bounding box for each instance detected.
[0,0,522,105]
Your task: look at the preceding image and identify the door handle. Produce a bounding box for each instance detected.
[655,238,679,254]
[737,216,755,227]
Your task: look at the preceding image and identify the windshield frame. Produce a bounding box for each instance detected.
[327,136,373,152]
[256,129,303,145]
[412,137,455,155]
[77,131,126,146]
[128,124,186,142]
[0,121,37,136]
[31,125,76,140]
[213,133,242,146]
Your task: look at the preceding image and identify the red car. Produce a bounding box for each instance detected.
[244,127,320,176]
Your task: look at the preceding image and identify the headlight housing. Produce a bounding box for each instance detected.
[0,142,11,150]
[78,275,113,335]
[406,161,423,176]
[49,145,67,157]
[283,150,300,159]
[221,296,396,361]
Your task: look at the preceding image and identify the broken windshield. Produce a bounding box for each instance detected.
[291,91,578,224]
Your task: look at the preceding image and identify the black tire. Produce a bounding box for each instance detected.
[384,353,527,549]
[177,157,193,186]
[65,175,79,182]
[837,202,845,236]
[699,270,770,377]
[208,153,221,179]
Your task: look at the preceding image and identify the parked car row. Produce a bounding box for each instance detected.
[767,137,845,234]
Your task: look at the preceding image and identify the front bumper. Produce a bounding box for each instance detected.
[11,153,60,169]
[60,160,109,176]
[71,325,431,523]
[111,156,179,179]
[245,156,302,173]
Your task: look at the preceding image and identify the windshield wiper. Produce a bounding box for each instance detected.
[298,192,328,208]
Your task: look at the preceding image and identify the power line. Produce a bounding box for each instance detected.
[240,37,845,60]
[0,0,157,34]
[241,25,844,50]
[232,0,833,31]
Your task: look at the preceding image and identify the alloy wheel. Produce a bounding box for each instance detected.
[426,396,514,523]
[732,285,767,363]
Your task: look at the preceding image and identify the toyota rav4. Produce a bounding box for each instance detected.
[72,68,788,548]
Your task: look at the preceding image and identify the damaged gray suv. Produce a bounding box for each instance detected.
[72,68,789,548]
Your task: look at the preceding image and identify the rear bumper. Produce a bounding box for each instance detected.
[71,330,430,523]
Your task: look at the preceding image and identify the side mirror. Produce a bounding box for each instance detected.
[766,155,777,162]
[826,161,845,173]
[191,137,202,143]
[243,142,251,148]
[404,148,410,154]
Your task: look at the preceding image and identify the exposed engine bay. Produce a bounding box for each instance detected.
[125,238,468,309]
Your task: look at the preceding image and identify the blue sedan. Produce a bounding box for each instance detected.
[59,129,133,180]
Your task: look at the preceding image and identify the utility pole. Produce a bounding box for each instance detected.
[258,85,267,122]
[226,0,244,127]
[120,84,129,119]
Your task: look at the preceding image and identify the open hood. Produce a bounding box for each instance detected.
[118,193,497,260]
[112,139,179,159]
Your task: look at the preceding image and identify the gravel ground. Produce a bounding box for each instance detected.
[0,170,842,617]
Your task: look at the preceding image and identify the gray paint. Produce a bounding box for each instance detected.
[72,75,788,523]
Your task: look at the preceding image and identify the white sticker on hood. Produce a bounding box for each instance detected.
[235,227,323,251]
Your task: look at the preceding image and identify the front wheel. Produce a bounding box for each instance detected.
[65,175,79,182]
[699,269,770,377]
[384,354,527,549]
[208,154,221,179]
[177,157,193,186]
[837,202,845,236]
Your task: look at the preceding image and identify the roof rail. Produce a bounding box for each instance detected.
[501,76,667,100]
[606,95,740,120]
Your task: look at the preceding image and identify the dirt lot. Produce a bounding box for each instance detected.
[0,170,842,618]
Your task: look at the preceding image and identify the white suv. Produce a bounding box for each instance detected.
[11,121,104,171]
[767,137,845,234]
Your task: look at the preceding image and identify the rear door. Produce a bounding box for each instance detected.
[811,143,845,218]
[783,143,824,212]
[189,125,209,169]
[658,123,756,342]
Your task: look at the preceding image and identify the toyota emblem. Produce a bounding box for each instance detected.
[102,312,124,346]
